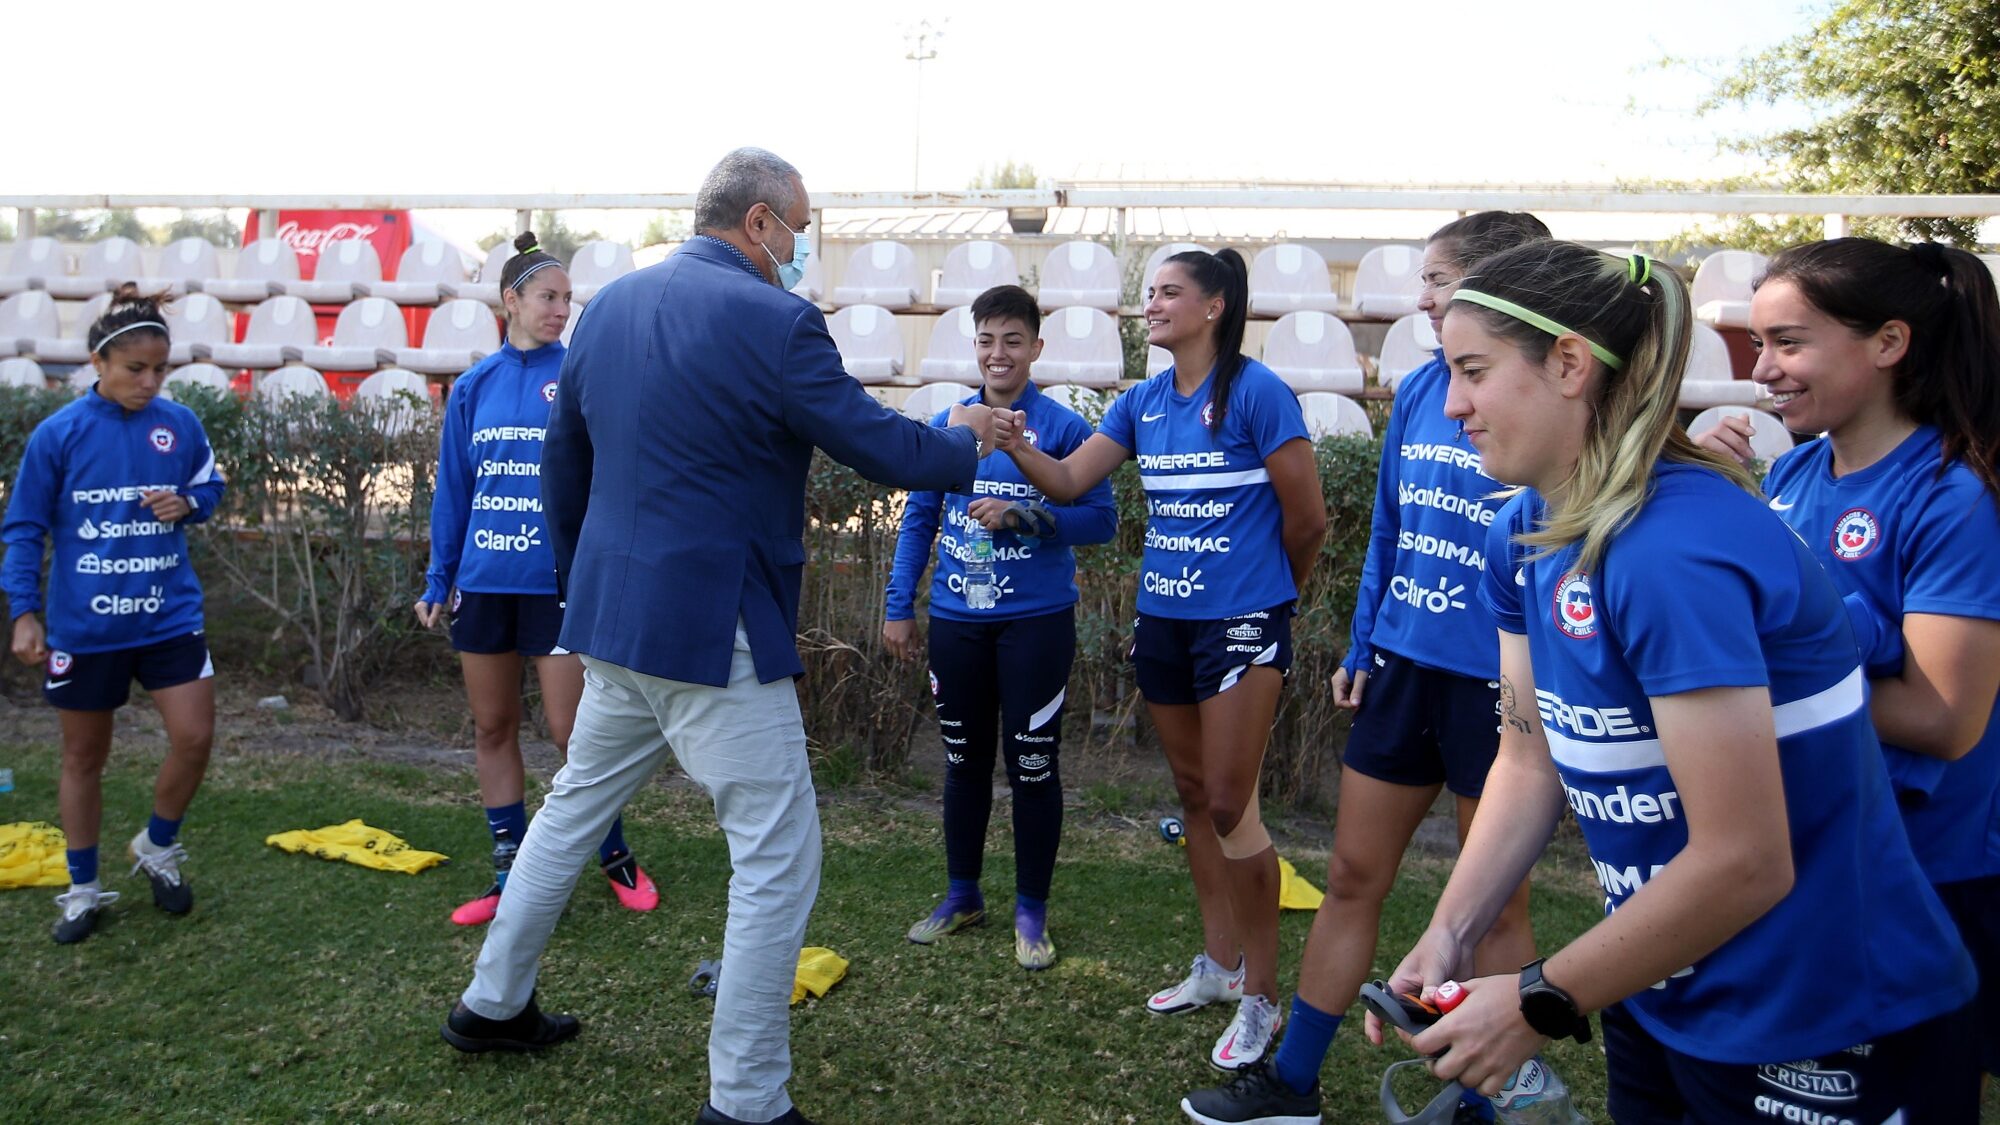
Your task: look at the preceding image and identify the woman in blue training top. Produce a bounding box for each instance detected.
[994,249,1327,1073]
[3,287,227,944]
[1743,238,2000,1082]
[884,284,1117,971]
[1362,241,1977,1124]
[416,231,656,926]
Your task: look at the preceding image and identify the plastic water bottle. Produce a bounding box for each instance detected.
[964,524,997,610]
[1435,982,1587,1124]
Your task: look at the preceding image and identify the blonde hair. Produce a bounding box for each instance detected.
[1454,241,1758,573]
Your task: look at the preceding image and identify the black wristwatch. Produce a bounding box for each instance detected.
[1518,959,1592,1043]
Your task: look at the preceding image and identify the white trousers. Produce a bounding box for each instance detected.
[462,624,821,1122]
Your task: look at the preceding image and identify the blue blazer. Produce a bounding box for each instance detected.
[543,236,979,687]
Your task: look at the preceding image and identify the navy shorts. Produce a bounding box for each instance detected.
[449,591,567,657]
[1342,649,1502,798]
[1602,999,1980,1124]
[44,631,213,712]
[1935,873,2000,1075]
[1129,603,1293,706]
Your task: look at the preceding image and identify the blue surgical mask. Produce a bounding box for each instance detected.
[763,212,811,290]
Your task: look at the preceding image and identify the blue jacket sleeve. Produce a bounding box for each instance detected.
[1343,391,1409,674]
[423,376,477,605]
[542,352,593,594]
[885,485,944,622]
[1033,415,1117,547]
[178,420,226,526]
[779,307,978,491]
[2,424,60,619]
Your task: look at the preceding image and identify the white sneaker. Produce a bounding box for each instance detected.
[129,830,193,914]
[1147,953,1246,1015]
[52,883,120,944]
[1211,994,1283,1071]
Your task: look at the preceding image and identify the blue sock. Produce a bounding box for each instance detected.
[596,815,629,866]
[147,812,181,849]
[1014,894,1046,933]
[1272,994,1343,1095]
[1458,1088,1496,1120]
[486,802,527,890]
[67,845,99,887]
[947,878,983,910]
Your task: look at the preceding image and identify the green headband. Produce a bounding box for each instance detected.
[1450,288,1626,370]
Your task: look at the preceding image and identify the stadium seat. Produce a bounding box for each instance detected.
[354,367,432,436]
[827,304,904,384]
[1,291,63,360]
[918,305,980,385]
[1351,245,1424,319]
[371,241,466,306]
[45,237,145,299]
[257,364,332,404]
[1678,323,1759,408]
[138,237,223,296]
[789,250,825,303]
[299,297,404,371]
[68,366,100,394]
[284,238,381,305]
[205,239,301,304]
[1141,243,1208,298]
[570,240,635,305]
[1036,307,1121,388]
[934,240,1019,306]
[25,292,113,365]
[1376,313,1438,390]
[161,293,229,365]
[449,242,516,307]
[207,296,317,370]
[0,357,45,388]
[394,299,499,375]
[1263,311,1364,394]
[1298,392,1373,439]
[900,381,967,421]
[1147,345,1173,376]
[162,362,232,400]
[832,241,920,311]
[1691,250,1767,329]
[0,237,64,296]
[1249,244,1341,317]
[1689,406,1793,461]
[1039,383,1105,418]
[1038,241,1120,313]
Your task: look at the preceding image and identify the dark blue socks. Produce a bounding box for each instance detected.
[1014,893,1046,937]
[947,877,983,911]
[597,815,629,866]
[66,845,98,887]
[1272,993,1344,1095]
[146,812,181,849]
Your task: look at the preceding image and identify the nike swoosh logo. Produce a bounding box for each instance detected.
[46,680,70,689]
[1140,412,1166,422]
[1515,568,1527,586]
[1769,497,1795,511]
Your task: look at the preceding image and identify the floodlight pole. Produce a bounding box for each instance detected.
[904,21,943,190]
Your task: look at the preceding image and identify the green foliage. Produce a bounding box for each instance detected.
[640,212,690,247]
[34,208,155,244]
[164,210,241,248]
[967,160,1041,190]
[477,211,608,262]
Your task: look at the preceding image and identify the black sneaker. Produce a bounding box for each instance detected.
[52,886,119,944]
[695,1104,816,1125]
[128,831,193,914]
[440,994,580,1053]
[1180,1058,1322,1125]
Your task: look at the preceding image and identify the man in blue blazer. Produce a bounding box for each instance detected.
[443,148,994,1125]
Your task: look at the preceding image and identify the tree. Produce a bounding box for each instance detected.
[31,209,159,244]
[967,161,1041,190]
[640,212,689,247]
[166,210,240,248]
[477,211,609,263]
[1691,0,2000,248]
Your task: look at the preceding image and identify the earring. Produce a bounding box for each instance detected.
[1206,313,1214,321]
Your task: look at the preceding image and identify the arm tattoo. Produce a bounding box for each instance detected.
[1499,675,1537,734]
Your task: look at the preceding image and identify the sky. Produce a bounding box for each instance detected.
[10,0,1821,245]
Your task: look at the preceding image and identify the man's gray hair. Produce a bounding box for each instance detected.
[694,148,801,233]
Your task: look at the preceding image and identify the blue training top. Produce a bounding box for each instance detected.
[1344,353,1500,680]
[2,387,226,654]
[1482,462,1970,1063]
[1764,426,2000,885]
[886,382,1117,622]
[423,341,565,604]
[1098,359,1309,619]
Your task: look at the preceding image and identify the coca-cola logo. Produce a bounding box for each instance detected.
[276,220,381,257]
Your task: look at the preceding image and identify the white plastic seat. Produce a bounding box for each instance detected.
[1678,323,1758,408]
[1039,384,1105,418]
[299,297,404,371]
[1249,243,1341,317]
[1038,241,1120,313]
[206,239,301,304]
[370,241,466,306]
[46,237,145,299]
[354,368,432,436]
[933,241,1019,306]
[29,293,112,366]
[827,304,904,384]
[1147,345,1173,376]
[900,381,967,421]
[283,238,381,305]
[788,251,824,303]
[394,299,499,375]
[1689,406,1794,462]
[68,366,101,394]
[0,237,64,296]
[1142,243,1208,299]
[161,363,233,400]
[1,291,62,360]
[1376,313,1439,390]
[831,241,920,311]
[256,364,331,405]
[0,357,45,387]
[1351,245,1424,320]
[138,237,223,296]
[1036,307,1121,388]
[163,293,229,365]
[208,296,316,370]
[1263,311,1364,394]
[917,306,980,385]
[569,240,635,305]
[451,242,517,307]
[1692,250,1768,329]
[1298,392,1373,439]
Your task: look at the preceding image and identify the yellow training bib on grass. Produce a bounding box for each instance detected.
[0,821,70,889]
[265,819,448,874]
[1277,855,1324,911]
[792,947,849,1004]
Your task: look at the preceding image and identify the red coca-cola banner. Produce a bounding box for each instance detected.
[244,209,410,281]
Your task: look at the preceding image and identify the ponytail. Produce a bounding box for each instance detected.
[1165,247,1248,431]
